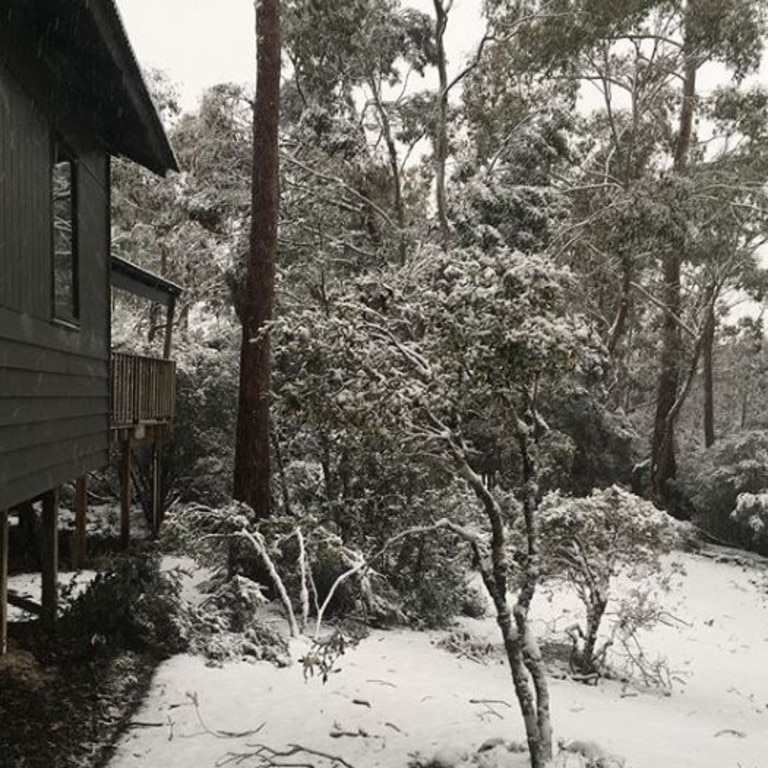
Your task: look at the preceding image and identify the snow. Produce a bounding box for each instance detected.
[108,552,768,768]
[7,570,97,622]
[56,503,151,541]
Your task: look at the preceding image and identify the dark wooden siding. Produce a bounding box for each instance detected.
[0,69,51,316]
[0,65,111,511]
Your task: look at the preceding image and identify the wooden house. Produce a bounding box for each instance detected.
[0,0,181,654]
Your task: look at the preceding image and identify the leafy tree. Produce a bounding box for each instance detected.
[537,486,677,675]
[497,0,768,509]
[274,243,603,766]
[283,0,436,263]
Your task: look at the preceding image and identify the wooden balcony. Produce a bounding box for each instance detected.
[110,352,176,431]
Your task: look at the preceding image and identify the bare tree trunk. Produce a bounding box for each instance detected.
[607,252,631,356]
[579,590,608,674]
[233,0,282,516]
[651,48,697,503]
[651,249,681,499]
[702,300,716,447]
[433,0,450,250]
[451,425,552,767]
[741,387,749,430]
[368,76,407,264]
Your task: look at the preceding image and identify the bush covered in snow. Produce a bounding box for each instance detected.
[681,430,768,552]
[60,556,190,657]
[537,486,678,675]
[731,492,768,549]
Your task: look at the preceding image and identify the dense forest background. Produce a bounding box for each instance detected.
[112,0,768,577]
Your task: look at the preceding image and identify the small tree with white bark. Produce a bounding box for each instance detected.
[273,243,602,767]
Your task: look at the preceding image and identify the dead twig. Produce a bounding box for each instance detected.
[469,698,512,708]
[217,743,359,767]
[185,692,266,741]
[330,726,378,740]
[128,721,165,729]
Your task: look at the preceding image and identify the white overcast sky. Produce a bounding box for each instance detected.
[115,0,483,111]
[115,0,768,135]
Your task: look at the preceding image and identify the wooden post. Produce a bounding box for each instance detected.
[120,440,132,550]
[1,509,8,656]
[41,490,59,628]
[73,474,87,568]
[17,501,37,570]
[150,437,162,537]
[163,296,176,360]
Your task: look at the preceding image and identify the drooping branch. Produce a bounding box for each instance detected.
[313,516,486,637]
[235,527,300,638]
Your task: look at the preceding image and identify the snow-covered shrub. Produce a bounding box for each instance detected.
[174,503,404,634]
[61,556,190,657]
[189,575,290,665]
[731,492,768,548]
[200,574,268,632]
[537,486,677,675]
[273,243,603,764]
[681,430,768,552]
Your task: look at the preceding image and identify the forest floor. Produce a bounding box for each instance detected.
[98,549,768,768]
[2,547,767,768]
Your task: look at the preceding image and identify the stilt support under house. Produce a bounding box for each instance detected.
[41,490,59,629]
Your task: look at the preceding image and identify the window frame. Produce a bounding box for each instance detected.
[50,137,80,327]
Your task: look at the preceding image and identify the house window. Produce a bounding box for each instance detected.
[52,141,79,324]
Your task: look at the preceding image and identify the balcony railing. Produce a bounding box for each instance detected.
[110,352,176,428]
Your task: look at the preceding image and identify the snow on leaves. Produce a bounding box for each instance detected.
[274,245,603,463]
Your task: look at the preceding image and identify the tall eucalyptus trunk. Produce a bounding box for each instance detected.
[433,0,450,250]
[233,0,282,516]
[702,300,716,447]
[651,39,697,505]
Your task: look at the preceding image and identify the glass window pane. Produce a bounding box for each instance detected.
[52,146,78,323]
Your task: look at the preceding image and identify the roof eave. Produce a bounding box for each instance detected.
[91,0,179,175]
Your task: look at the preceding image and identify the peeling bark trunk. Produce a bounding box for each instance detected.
[233,0,281,516]
[433,0,450,250]
[651,48,697,503]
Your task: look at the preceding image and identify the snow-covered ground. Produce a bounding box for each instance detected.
[108,552,768,768]
[7,570,97,622]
